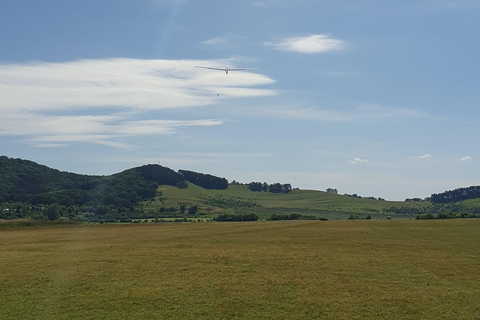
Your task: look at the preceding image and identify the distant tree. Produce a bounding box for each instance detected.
[282,184,292,193]
[94,205,110,216]
[248,182,264,192]
[262,182,269,192]
[269,183,282,193]
[46,203,61,221]
[268,183,292,194]
[188,205,198,215]
[179,204,186,214]
[103,193,120,206]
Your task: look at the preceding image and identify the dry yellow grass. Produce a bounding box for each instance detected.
[1,219,479,319]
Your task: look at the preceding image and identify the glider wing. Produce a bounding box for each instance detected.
[194,66,225,71]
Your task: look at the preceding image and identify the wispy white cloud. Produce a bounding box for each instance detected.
[28,134,136,150]
[349,158,369,165]
[0,58,275,111]
[265,34,345,54]
[200,35,250,51]
[0,58,274,149]
[459,156,473,162]
[201,35,230,46]
[34,143,69,148]
[418,153,433,159]
[0,112,222,150]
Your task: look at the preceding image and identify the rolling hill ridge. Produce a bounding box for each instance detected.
[1,156,479,222]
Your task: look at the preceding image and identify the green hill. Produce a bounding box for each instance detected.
[0,156,186,206]
[1,155,479,222]
[0,156,186,221]
[146,183,425,220]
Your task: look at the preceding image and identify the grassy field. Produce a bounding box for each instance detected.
[147,183,424,219]
[1,219,479,319]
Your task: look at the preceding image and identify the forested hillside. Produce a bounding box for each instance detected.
[429,186,480,203]
[0,157,187,221]
[0,157,186,206]
[178,169,228,190]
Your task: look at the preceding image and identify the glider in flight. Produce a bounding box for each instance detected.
[194,66,257,75]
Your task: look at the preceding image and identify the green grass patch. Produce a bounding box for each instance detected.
[131,217,213,223]
[1,219,479,319]
[151,183,424,219]
[0,219,83,228]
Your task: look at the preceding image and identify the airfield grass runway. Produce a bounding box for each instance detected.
[1,219,479,319]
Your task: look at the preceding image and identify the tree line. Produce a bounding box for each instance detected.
[178,170,228,190]
[383,202,480,218]
[343,193,385,201]
[248,182,292,193]
[429,186,480,204]
[214,213,259,222]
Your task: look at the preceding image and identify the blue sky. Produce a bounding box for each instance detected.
[1,0,479,200]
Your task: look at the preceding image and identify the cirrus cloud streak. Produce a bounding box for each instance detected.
[0,58,276,111]
[265,34,345,54]
[0,112,222,150]
[0,58,275,149]
[459,156,472,162]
